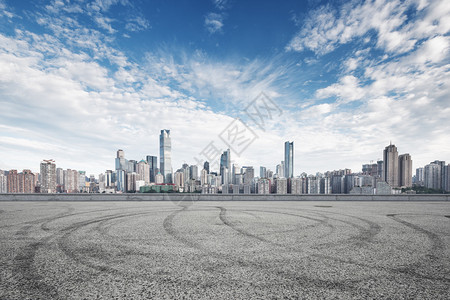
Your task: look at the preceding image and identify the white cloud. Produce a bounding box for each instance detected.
[95,16,116,33]
[204,12,224,34]
[286,0,448,56]
[125,16,150,32]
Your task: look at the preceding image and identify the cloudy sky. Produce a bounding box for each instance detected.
[0,0,449,176]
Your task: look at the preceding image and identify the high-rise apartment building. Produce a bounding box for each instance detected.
[398,154,412,187]
[284,141,294,178]
[40,160,56,193]
[291,177,302,194]
[160,129,173,183]
[424,162,441,190]
[7,170,19,193]
[257,178,271,194]
[275,177,287,194]
[21,169,35,193]
[0,171,7,193]
[383,143,399,187]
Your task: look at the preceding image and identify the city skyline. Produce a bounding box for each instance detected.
[1,139,450,194]
[0,0,449,176]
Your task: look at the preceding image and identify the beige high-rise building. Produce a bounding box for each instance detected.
[398,154,412,188]
[383,143,398,187]
[7,170,19,193]
[20,169,35,193]
[40,160,57,193]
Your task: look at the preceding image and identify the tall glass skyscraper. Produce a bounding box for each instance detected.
[220,149,231,184]
[284,141,294,178]
[146,155,157,183]
[160,129,173,183]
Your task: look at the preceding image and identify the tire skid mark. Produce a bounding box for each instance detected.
[307,208,381,244]
[162,205,368,296]
[387,214,445,254]
[12,236,59,298]
[40,205,152,231]
[243,209,336,240]
[57,211,158,273]
[218,207,279,245]
[386,213,449,280]
[163,206,205,249]
[221,207,450,284]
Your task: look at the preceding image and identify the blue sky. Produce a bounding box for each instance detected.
[0,0,449,176]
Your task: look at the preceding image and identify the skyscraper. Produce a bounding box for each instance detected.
[40,159,56,193]
[220,149,231,184]
[284,141,294,178]
[160,129,173,183]
[146,155,157,183]
[260,166,267,178]
[383,143,399,187]
[398,154,412,187]
[7,170,19,193]
[203,161,210,174]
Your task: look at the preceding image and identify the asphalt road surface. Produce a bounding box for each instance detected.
[0,201,449,299]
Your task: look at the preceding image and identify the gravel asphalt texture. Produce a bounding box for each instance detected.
[0,200,449,299]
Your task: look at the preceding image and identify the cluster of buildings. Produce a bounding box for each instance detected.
[1,130,450,195]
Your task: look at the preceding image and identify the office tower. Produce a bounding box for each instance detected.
[275,177,287,194]
[398,154,412,187]
[220,149,231,184]
[0,171,7,193]
[115,149,128,172]
[190,165,198,180]
[160,129,173,183]
[243,166,254,185]
[204,161,210,174]
[377,160,383,178]
[284,141,294,178]
[40,159,57,193]
[260,166,267,178]
[7,170,19,193]
[146,155,158,183]
[105,170,114,188]
[128,160,137,173]
[116,170,126,192]
[383,143,398,187]
[137,160,150,184]
[424,162,441,190]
